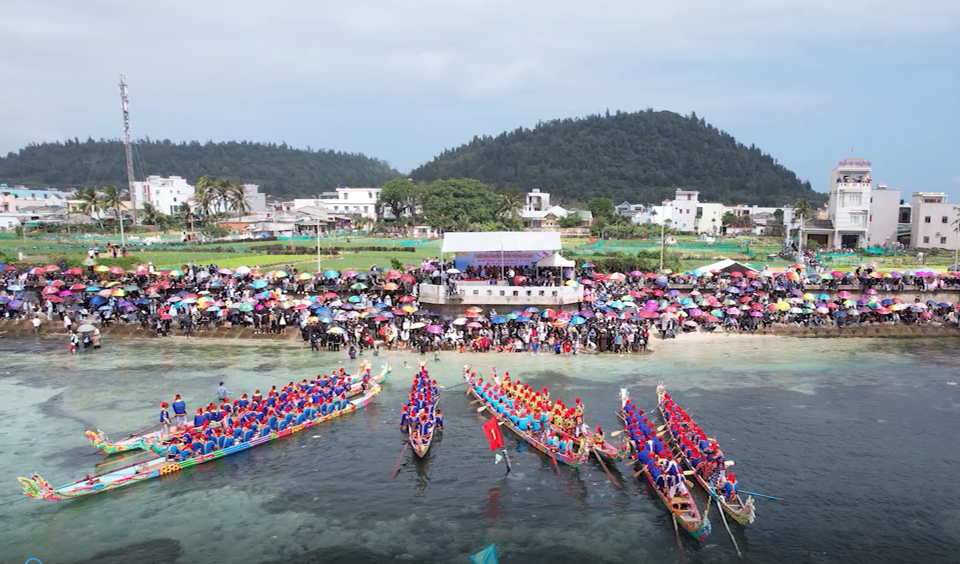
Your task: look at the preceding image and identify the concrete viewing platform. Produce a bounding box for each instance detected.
[417,281,583,313]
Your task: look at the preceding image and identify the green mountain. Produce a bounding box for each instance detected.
[411,109,823,206]
[0,139,401,199]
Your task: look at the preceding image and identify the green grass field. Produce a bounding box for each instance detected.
[2,232,952,273]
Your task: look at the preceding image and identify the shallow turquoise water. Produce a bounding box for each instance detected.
[1,336,959,563]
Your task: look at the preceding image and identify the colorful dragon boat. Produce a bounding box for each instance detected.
[656,384,756,525]
[18,381,384,502]
[464,366,590,467]
[406,364,440,458]
[619,388,711,542]
[86,360,390,454]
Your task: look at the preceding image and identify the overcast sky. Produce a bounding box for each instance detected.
[2,0,959,197]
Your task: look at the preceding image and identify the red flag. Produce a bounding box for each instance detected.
[482,417,504,451]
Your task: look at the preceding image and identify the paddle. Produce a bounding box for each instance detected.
[390,443,409,479]
[438,382,467,391]
[592,448,621,488]
[739,490,783,501]
[609,430,622,437]
[128,422,163,437]
[477,405,488,413]
[717,493,743,559]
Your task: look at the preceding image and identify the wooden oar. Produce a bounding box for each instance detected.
[609,430,622,437]
[438,382,467,390]
[717,494,743,558]
[477,405,488,413]
[128,422,163,437]
[549,450,563,482]
[390,443,409,479]
[592,448,621,488]
[739,489,783,501]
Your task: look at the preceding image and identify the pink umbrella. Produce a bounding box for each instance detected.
[749,311,763,317]
[629,271,642,276]
[343,270,359,278]
[837,290,852,298]
[427,325,443,334]
[59,290,74,297]
[466,321,482,328]
[726,308,741,315]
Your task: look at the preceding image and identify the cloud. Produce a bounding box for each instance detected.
[461,59,538,99]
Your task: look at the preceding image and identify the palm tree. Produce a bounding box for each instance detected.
[176,202,196,231]
[495,192,524,222]
[194,175,217,223]
[213,179,232,215]
[99,184,127,243]
[141,202,162,225]
[794,198,813,221]
[228,182,251,223]
[78,187,104,229]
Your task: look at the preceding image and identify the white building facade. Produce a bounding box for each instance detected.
[0,185,69,212]
[910,192,960,251]
[695,202,725,235]
[866,184,901,247]
[827,158,872,249]
[323,186,380,220]
[132,175,195,215]
[671,190,699,232]
[244,183,267,213]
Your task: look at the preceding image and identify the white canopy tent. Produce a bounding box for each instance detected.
[536,252,575,268]
[693,259,758,275]
[440,231,563,280]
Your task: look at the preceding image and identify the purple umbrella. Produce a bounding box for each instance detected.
[790,289,803,296]
[856,297,870,305]
[578,310,596,318]
[864,288,878,295]
[689,308,703,317]
[427,325,443,334]
[7,300,23,309]
[725,308,741,315]
[421,264,436,271]
[667,289,681,296]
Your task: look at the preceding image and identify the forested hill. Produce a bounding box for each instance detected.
[0,139,401,199]
[411,110,823,206]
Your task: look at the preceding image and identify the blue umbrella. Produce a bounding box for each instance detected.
[881,299,894,306]
[570,315,586,325]
[515,316,531,323]
[89,296,107,306]
[134,298,150,305]
[491,316,508,324]
[348,296,362,303]
[726,287,741,294]
[85,286,100,292]
[833,310,847,317]
[524,307,540,313]
[324,270,340,279]
[98,305,112,311]
[252,280,268,289]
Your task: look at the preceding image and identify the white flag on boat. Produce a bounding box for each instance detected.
[494,453,503,465]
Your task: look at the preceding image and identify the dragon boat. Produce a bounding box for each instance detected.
[656,384,756,525]
[18,381,383,502]
[404,362,440,458]
[464,366,590,467]
[86,360,390,454]
[620,388,711,542]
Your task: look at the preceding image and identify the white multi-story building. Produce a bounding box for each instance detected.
[695,202,725,235]
[132,175,195,215]
[323,186,380,220]
[866,183,902,247]
[0,185,69,212]
[244,183,267,213]
[671,190,699,232]
[524,189,551,212]
[910,192,960,250]
[827,158,872,248]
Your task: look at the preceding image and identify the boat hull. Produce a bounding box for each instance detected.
[464,371,589,467]
[86,362,391,454]
[19,383,384,502]
[656,385,756,526]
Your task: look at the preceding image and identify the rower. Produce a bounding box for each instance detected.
[593,426,605,448]
[435,408,443,431]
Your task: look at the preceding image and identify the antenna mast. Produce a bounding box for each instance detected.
[119,73,137,232]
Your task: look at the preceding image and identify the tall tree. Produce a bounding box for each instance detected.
[228,182,252,222]
[78,187,104,229]
[587,198,615,219]
[377,178,419,222]
[420,178,498,232]
[99,184,127,241]
[793,198,813,221]
[141,202,161,225]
